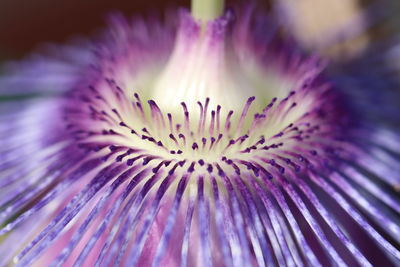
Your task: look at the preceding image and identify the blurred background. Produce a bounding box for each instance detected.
[1,0,399,61]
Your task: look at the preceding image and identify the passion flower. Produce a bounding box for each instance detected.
[0,0,399,266]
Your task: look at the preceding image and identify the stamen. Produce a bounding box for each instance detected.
[181,102,190,135]
[210,110,215,137]
[237,96,256,134]
[224,111,234,135]
[216,105,221,134]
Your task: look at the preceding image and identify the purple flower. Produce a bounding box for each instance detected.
[0,2,399,266]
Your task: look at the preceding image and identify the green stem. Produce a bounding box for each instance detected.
[191,0,225,22]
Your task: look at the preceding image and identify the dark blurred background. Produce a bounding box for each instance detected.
[0,0,193,60]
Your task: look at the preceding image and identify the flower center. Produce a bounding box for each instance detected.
[64,9,345,179]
